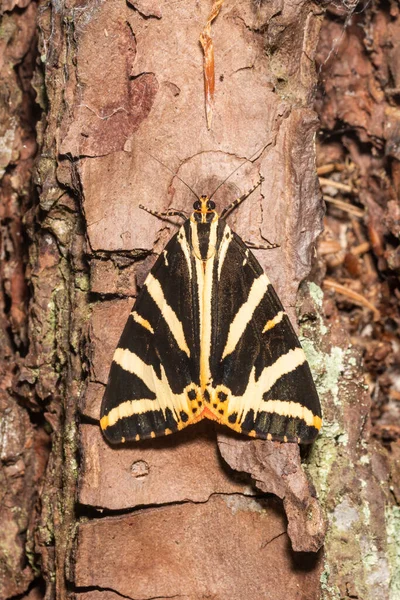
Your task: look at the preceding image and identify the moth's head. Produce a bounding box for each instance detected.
[191,195,218,223]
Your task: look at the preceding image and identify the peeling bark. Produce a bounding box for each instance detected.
[218,435,326,552]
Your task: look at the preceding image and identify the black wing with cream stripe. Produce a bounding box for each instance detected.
[100,204,322,444]
[205,223,321,443]
[100,223,205,443]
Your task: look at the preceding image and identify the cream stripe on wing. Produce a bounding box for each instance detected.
[100,360,196,431]
[242,248,249,266]
[256,347,306,394]
[222,274,270,360]
[263,310,285,333]
[191,221,205,387]
[217,225,232,280]
[177,227,192,279]
[259,399,322,429]
[131,311,154,334]
[101,398,160,429]
[145,273,190,356]
[191,220,202,261]
[227,347,308,417]
[200,220,217,387]
[113,348,157,393]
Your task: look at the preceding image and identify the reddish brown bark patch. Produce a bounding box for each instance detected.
[60,1,158,158]
[0,1,46,597]
[79,424,253,510]
[89,298,133,384]
[75,495,321,600]
[127,0,163,19]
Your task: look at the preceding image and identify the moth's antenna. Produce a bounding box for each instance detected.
[209,142,270,201]
[144,150,200,201]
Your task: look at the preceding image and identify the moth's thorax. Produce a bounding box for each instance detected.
[189,219,218,261]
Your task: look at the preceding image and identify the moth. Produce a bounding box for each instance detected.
[100,181,322,444]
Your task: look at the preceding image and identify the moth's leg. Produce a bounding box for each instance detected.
[220,176,264,219]
[139,204,188,221]
[244,239,280,250]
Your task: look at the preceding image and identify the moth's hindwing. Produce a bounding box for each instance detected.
[100,216,322,444]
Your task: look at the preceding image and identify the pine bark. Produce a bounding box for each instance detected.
[0,1,398,599]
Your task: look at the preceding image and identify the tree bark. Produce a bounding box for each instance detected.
[314,2,400,598]
[0,2,47,598]
[55,0,327,596]
[1,0,399,599]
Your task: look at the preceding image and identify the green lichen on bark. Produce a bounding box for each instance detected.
[29,208,92,596]
[30,9,99,593]
[27,147,92,598]
[299,282,393,600]
[30,3,94,591]
[386,505,400,598]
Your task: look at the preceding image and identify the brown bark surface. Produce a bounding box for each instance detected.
[0,2,48,598]
[76,496,319,600]
[312,2,400,598]
[1,0,399,599]
[61,0,326,597]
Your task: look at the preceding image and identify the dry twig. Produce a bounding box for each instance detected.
[317,163,347,175]
[323,279,380,320]
[323,195,364,217]
[319,177,353,194]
